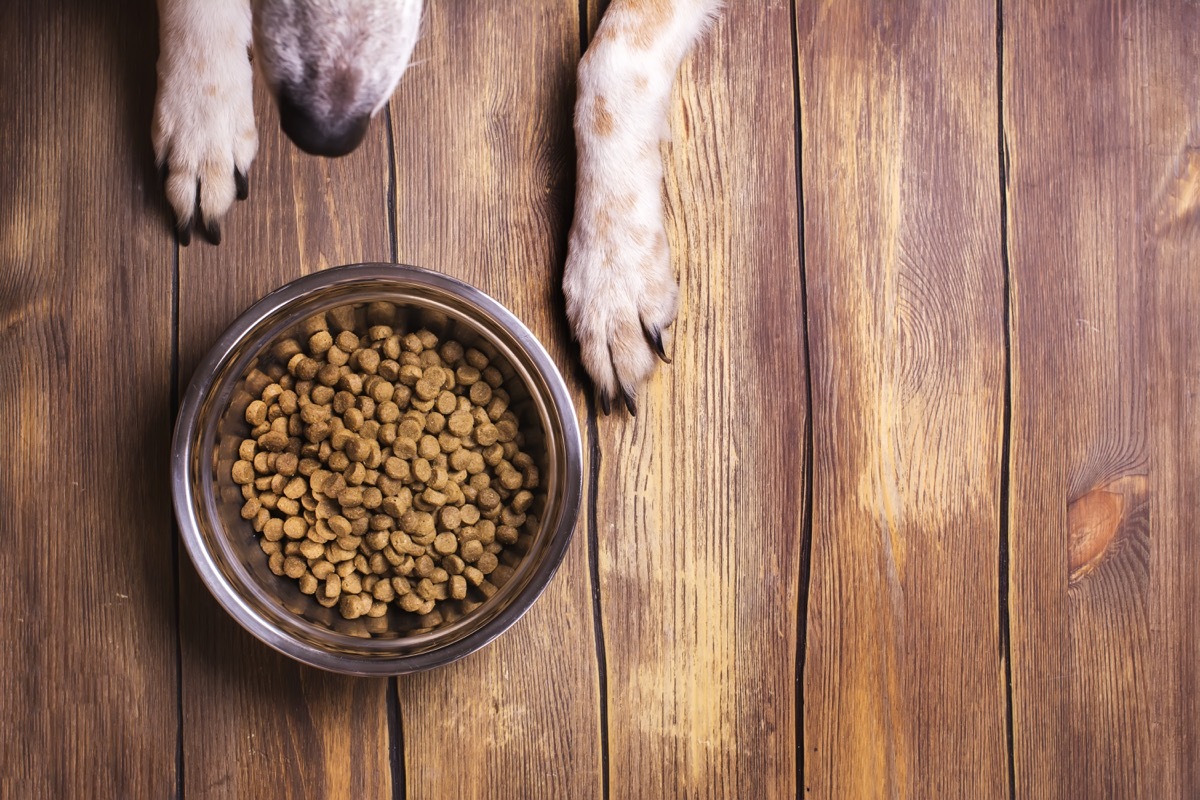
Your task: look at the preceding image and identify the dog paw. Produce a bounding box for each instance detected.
[152,9,257,245]
[564,200,677,416]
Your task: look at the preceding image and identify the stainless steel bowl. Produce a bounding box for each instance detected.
[172,263,582,675]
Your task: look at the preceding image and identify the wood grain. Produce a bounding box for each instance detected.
[1004,0,1200,795]
[175,82,394,798]
[796,0,1009,795]
[594,5,806,797]
[387,2,605,798]
[6,0,1200,795]
[0,0,179,796]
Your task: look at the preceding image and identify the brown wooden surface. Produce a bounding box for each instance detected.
[796,1,1010,794]
[594,3,806,797]
[0,1,179,797]
[3,0,1200,797]
[386,2,605,797]
[1004,1,1200,797]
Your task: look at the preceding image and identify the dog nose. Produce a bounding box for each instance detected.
[277,90,371,158]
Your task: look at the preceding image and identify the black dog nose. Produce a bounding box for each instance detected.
[278,90,370,158]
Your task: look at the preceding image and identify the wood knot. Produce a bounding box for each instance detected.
[1067,475,1147,583]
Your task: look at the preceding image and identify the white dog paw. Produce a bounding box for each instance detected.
[152,6,257,244]
[564,197,677,416]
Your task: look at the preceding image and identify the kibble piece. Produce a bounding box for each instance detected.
[299,539,324,560]
[468,381,492,405]
[240,497,261,520]
[433,533,458,555]
[477,488,500,511]
[361,486,383,509]
[414,378,440,401]
[415,434,438,460]
[393,437,418,460]
[282,476,306,500]
[339,594,364,619]
[358,348,381,375]
[384,457,408,481]
[369,377,393,402]
[328,515,353,538]
[232,460,255,485]
[461,539,484,563]
[245,400,268,426]
[282,516,307,540]
[497,467,523,491]
[439,506,461,530]
[464,348,489,369]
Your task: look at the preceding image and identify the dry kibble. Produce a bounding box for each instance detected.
[232,314,542,626]
[282,516,307,539]
[232,460,255,484]
[283,556,307,579]
[461,539,484,563]
[468,381,492,405]
[358,348,381,374]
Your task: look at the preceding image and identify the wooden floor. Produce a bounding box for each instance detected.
[3,0,1199,797]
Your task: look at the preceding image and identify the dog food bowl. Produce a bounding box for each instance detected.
[172,263,583,675]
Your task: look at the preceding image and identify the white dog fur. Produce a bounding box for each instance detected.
[153,0,721,412]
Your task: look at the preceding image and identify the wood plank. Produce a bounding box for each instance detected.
[1004,1,1200,795]
[0,1,179,796]
[176,81,394,797]
[1147,114,1200,798]
[387,2,605,798]
[593,5,805,797]
[796,1,1009,794]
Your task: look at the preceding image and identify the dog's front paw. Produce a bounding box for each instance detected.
[152,9,257,245]
[564,200,677,415]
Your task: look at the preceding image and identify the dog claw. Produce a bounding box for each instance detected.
[598,391,612,416]
[235,168,249,201]
[177,220,192,247]
[644,325,671,364]
[620,386,638,416]
[202,218,222,245]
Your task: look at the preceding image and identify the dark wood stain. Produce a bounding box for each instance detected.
[1005,0,1200,797]
[0,0,178,796]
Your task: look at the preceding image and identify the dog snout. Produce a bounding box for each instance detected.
[277,89,371,158]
